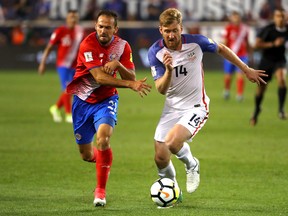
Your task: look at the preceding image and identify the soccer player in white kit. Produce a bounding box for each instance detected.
[148,8,267,196]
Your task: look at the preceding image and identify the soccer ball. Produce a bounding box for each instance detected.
[150,178,182,207]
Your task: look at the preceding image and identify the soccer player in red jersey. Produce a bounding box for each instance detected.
[38,10,84,123]
[222,11,251,101]
[66,10,151,206]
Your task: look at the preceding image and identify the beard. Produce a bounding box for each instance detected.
[97,34,111,45]
[165,38,180,50]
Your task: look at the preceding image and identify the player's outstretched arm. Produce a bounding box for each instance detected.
[38,43,53,75]
[90,68,151,97]
[217,43,267,85]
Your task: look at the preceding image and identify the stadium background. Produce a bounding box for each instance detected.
[0,0,285,70]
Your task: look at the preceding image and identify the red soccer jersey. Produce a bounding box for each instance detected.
[223,23,249,56]
[66,32,135,103]
[49,25,84,68]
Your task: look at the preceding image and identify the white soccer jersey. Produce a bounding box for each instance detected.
[148,34,218,111]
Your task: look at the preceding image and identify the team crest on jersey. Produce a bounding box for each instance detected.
[84,52,93,62]
[109,53,118,61]
[188,51,196,61]
[75,133,82,141]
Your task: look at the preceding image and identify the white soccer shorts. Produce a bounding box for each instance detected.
[154,106,209,142]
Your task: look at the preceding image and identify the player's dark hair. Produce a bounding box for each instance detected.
[68,9,78,13]
[274,7,285,12]
[96,10,118,27]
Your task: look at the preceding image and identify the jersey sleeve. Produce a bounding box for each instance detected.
[119,42,135,70]
[49,27,62,45]
[148,43,165,81]
[189,34,218,53]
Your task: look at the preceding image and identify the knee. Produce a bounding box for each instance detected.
[154,154,169,168]
[165,137,181,154]
[79,149,93,162]
[96,135,110,150]
[279,80,286,88]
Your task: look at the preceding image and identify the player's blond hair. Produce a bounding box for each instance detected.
[159,8,182,27]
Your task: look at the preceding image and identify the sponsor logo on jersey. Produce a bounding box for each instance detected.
[84,52,93,62]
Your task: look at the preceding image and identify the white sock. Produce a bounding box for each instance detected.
[175,142,196,170]
[158,161,178,186]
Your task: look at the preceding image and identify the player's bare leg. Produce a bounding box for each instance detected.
[165,124,200,193]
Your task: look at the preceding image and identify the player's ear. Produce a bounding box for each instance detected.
[159,26,163,34]
[114,26,119,34]
[94,22,97,31]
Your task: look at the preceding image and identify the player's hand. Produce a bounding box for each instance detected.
[38,63,46,75]
[163,52,173,72]
[103,60,118,75]
[245,67,267,85]
[131,77,152,97]
[274,37,285,47]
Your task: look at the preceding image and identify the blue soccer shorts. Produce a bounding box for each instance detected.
[224,56,248,74]
[57,67,75,90]
[72,95,119,144]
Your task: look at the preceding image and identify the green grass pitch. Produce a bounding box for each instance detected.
[0,69,287,216]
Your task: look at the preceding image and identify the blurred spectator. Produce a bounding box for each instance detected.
[13,0,34,20]
[82,0,99,20]
[259,1,272,24]
[103,0,127,20]
[34,0,50,20]
[0,3,5,24]
[146,0,163,20]
[0,0,15,19]
[10,21,26,45]
[163,0,178,9]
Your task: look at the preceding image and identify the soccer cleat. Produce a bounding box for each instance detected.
[186,157,200,193]
[65,114,73,123]
[236,95,244,102]
[176,189,183,204]
[250,108,261,126]
[49,105,62,122]
[223,90,230,100]
[279,111,287,120]
[93,188,106,207]
[93,197,106,207]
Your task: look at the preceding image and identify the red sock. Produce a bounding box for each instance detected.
[96,148,113,195]
[224,76,231,91]
[237,77,244,96]
[56,92,66,109]
[63,93,72,113]
[88,146,97,163]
